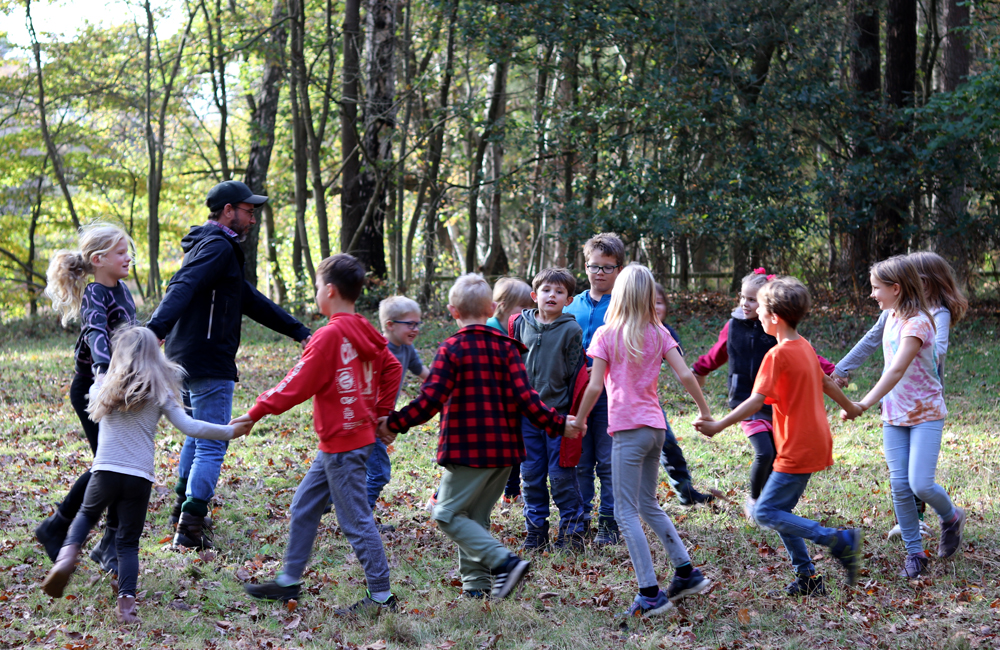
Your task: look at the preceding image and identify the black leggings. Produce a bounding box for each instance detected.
[747,430,776,500]
[59,374,119,529]
[66,471,151,597]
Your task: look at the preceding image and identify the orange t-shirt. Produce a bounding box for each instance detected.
[751,337,833,474]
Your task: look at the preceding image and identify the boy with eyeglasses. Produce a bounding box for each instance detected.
[563,232,626,545]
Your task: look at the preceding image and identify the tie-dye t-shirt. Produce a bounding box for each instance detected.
[881,311,947,426]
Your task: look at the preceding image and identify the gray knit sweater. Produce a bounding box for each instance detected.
[88,387,234,483]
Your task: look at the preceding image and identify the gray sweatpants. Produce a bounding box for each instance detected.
[612,427,691,589]
[280,446,391,594]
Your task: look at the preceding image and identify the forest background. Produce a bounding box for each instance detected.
[2,0,1000,318]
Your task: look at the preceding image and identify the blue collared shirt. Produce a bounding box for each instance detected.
[564,290,611,365]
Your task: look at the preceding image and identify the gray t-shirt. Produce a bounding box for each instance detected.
[387,341,426,399]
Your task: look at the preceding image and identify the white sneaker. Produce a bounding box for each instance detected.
[743,497,757,522]
[886,521,931,540]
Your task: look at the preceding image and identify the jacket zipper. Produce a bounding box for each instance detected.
[207,290,216,339]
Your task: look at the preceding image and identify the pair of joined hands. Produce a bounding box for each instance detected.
[373,414,588,445]
[228,413,255,439]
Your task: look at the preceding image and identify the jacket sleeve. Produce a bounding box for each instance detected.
[692,320,730,375]
[834,310,887,377]
[386,344,455,433]
[247,333,332,421]
[162,399,235,440]
[81,286,113,374]
[241,281,312,342]
[508,344,566,438]
[147,239,231,340]
[816,354,836,375]
[564,328,583,395]
[375,349,403,417]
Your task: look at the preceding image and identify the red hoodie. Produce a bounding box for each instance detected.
[248,312,403,454]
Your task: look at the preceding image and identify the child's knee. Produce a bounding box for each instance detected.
[909,479,937,502]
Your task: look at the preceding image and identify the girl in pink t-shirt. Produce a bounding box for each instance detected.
[575,264,713,619]
[843,255,965,579]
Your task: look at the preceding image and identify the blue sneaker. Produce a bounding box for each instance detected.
[625,590,674,617]
[830,528,862,586]
[665,567,711,602]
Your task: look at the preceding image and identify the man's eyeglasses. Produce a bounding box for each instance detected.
[234,205,257,218]
[391,320,422,330]
[585,264,621,274]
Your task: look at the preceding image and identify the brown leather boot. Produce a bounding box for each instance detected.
[173,512,213,550]
[115,595,140,624]
[42,544,81,598]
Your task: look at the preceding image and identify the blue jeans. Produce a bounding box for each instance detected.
[754,471,840,576]
[178,378,234,515]
[365,439,392,510]
[520,418,585,536]
[578,391,614,522]
[883,419,954,555]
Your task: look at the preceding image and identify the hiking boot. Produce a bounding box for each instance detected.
[490,554,530,600]
[665,567,711,602]
[244,581,301,602]
[899,552,930,578]
[42,544,81,598]
[520,522,549,552]
[594,516,621,546]
[677,482,715,506]
[89,526,119,575]
[625,589,673,617]
[830,528,862,586]
[784,574,827,597]
[938,507,966,559]
[336,591,398,615]
[115,595,140,624]
[35,510,72,563]
[173,512,213,550]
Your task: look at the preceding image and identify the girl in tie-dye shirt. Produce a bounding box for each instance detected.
[843,255,965,580]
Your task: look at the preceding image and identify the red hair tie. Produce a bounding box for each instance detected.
[766,274,776,281]
[753,267,767,275]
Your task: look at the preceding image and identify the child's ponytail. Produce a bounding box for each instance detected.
[88,326,184,421]
[44,223,132,326]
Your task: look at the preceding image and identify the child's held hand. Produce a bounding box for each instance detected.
[833,373,850,389]
[693,416,722,438]
[563,416,587,439]
[840,401,865,421]
[377,416,397,445]
[231,419,254,439]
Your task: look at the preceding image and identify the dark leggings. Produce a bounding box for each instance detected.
[505,462,521,498]
[747,430,776,500]
[59,374,119,529]
[66,471,151,597]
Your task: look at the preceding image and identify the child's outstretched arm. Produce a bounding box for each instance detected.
[833,311,888,385]
[664,347,712,420]
[822,374,862,420]
[690,321,730,386]
[163,400,239,440]
[694,393,766,438]
[848,335,923,418]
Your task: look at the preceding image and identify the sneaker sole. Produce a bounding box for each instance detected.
[938,509,966,559]
[492,559,530,600]
[646,600,675,616]
[668,577,711,602]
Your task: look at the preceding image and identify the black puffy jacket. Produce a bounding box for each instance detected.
[147,224,311,381]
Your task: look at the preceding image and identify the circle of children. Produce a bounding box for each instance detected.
[33,200,969,625]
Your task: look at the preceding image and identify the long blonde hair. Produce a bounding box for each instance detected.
[45,223,133,326]
[491,276,534,324]
[87,326,185,421]
[909,251,968,323]
[871,255,935,326]
[605,264,668,362]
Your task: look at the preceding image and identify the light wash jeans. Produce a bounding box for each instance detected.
[754,471,840,576]
[178,378,234,515]
[611,427,691,589]
[883,419,954,555]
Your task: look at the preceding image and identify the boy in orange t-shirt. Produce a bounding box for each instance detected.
[696,277,863,597]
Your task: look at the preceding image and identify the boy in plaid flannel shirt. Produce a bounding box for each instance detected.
[378,274,585,600]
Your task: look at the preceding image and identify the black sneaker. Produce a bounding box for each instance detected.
[594,517,621,546]
[664,568,711,602]
[899,552,930,579]
[244,581,301,602]
[490,555,530,600]
[784,574,827,597]
[520,523,550,551]
[830,528,862,586]
[677,483,715,507]
[553,532,586,552]
[336,591,398,615]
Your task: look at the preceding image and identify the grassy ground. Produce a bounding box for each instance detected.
[1,293,999,650]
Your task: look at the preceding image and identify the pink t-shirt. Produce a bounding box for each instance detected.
[587,323,679,434]
[881,311,947,426]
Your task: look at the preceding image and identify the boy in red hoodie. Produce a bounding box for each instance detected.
[233,254,403,612]
[378,273,584,600]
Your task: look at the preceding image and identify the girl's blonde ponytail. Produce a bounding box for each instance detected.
[44,223,132,326]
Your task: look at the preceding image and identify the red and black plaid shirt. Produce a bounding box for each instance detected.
[386,324,566,468]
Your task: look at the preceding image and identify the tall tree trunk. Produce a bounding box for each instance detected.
[25,0,80,231]
[290,69,316,283]
[339,0,365,264]
[242,0,289,287]
[467,57,508,273]
[483,136,509,275]
[394,0,413,288]
[200,0,231,180]
[261,201,287,303]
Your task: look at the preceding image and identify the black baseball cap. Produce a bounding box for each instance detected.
[206,180,268,212]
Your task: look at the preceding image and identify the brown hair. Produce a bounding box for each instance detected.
[317,253,366,303]
[491,276,534,324]
[870,255,935,325]
[757,276,811,329]
[908,251,968,323]
[740,269,772,295]
[583,232,626,267]
[451,273,495,318]
[532,267,576,294]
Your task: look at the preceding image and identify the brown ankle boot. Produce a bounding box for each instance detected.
[173,512,213,550]
[42,544,81,598]
[115,595,140,624]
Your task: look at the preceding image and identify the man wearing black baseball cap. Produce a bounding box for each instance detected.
[148,180,312,549]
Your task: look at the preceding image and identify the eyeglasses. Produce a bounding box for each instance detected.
[391,320,422,330]
[234,205,257,218]
[585,264,621,274]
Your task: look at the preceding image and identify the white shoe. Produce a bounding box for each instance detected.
[886,521,931,540]
[743,497,757,522]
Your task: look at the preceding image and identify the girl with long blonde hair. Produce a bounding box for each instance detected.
[36,223,137,576]
[573,264,713,617]
[42,326,249,623]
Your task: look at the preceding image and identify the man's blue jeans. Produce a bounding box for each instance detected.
[178,378,234,515]
[520,418,585,536]
[754,471,840,576]
[365,439,392,510]
[578,391,614,523]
